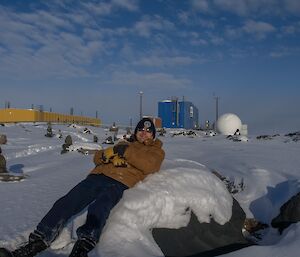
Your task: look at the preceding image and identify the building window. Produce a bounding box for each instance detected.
[189,106,193,118]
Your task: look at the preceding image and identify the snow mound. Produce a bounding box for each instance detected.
[53,164,233,257]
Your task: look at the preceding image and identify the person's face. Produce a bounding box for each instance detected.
[136,127,153,143]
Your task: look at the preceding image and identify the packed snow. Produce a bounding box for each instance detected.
[0,123,300,257]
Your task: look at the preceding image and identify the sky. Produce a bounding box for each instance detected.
[0,0,300,134]
[1,123,300,257]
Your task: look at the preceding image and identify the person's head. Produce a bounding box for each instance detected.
[134,118,156,143]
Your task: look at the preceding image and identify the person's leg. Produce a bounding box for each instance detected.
[76,175,128,242]
[1,175,119,257]
[69,176,128,257]
[36,174,105,244]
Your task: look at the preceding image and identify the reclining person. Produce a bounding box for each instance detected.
[0,118,165,257]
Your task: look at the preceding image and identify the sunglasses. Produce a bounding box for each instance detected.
[137,127,153,133]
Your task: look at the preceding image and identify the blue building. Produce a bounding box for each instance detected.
[158,99,199,129]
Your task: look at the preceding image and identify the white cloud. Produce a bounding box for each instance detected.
[213,0,282,16]
[63,12,90,26]
[284,0,300,15]
[228,48,250,59]
[111,0,139,11]
[0,5,116,78]
[243,20,276,39]
[281,25,297,35]
[214,0,249,16]
[81,2,112,16]
[98,27,130,37]
[80,0,138,16]
[16,10,75,32]
[210,35,225,45]
[134,15,175,38]
[0,49,88,79]
[225,20,277,41]
[198,18,216,29]
[178,11,189,24]
[177,11,215,30]
[106,71,192,89]
[83,28,103,40]
[36,10,74,30]
[270,46,300,58]
[133,55,194,67]
[225,26,242,39]
[191,0,210,12]
[119,43,136,59]
[224,20,277,42]
[191,0,300,17]
[216,0,300,17]
[190,38,208,46]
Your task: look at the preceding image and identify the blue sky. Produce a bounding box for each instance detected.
[0,0,300,134]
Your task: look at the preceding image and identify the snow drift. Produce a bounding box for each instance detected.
[51,160,233,257]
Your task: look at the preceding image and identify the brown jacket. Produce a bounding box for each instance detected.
[90,138,165,187]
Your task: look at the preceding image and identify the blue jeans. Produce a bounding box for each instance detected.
[36,174,128,244]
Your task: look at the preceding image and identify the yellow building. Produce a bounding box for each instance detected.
[0,108,101,126]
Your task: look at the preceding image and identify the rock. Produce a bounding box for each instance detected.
[93,135,98,143]
[65,135,73,145]
[61,144,70,154]
[152,199,252,257]
[0,134,7,144]
[243,218,268,234]
[0,153,8,173]
[0,173,28,182]
[212,170,245,194]
[109,122,119,132]
[227,135,248,142]
[57,130,63,139]
[271,192,300,234]
[103,136,114,145]
[83,127,91,134]
[61,135,73,154]
[284,131,300,142]
[0,147,7,173]
[256,134,279,140]
[45,123,54,137]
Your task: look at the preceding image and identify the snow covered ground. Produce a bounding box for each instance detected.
[0,123,300,257]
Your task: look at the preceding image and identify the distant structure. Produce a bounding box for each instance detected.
[158,97,199,129]
[0,108,100,126]
[216,113,248,135]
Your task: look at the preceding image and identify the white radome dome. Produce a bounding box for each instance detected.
[217,113,242,135]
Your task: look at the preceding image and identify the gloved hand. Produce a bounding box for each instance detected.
[113,144,129,157]
[112,155,127,167]
[102,147,116,163]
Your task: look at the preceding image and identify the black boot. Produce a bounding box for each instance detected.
[11,232,47,257]
[69,238,95,257]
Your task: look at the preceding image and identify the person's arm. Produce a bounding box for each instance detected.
[124,143,165,175]
[94,143,128,166]
[93,149,104,166]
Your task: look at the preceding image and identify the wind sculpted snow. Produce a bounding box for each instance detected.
[51,163,232,257]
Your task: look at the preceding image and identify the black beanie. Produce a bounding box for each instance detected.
[134,118,156,138]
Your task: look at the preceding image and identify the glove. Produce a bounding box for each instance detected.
[113,144,129,157]
[102,147,116,163]
[112,155,127,167]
